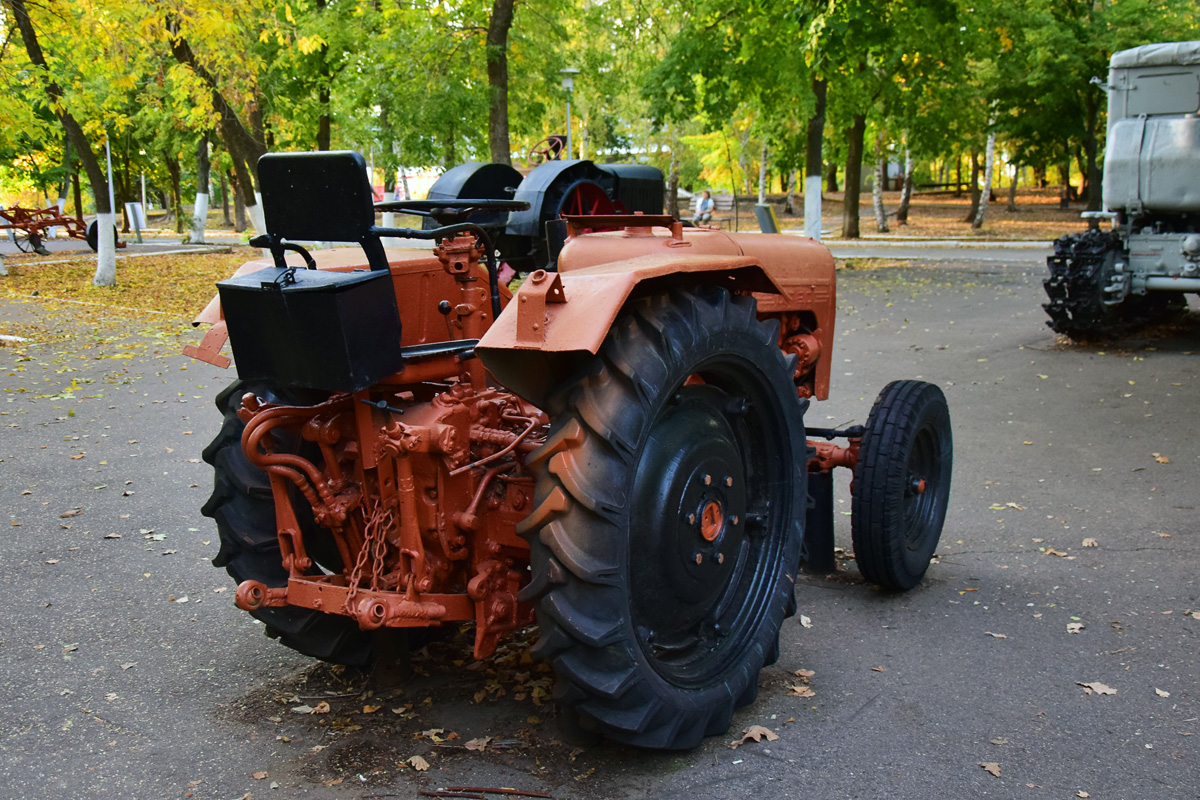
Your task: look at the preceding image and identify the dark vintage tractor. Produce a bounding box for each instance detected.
[185,150,952,749]
[424,157,664,271]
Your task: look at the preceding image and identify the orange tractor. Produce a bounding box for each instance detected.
[185,151,952,749]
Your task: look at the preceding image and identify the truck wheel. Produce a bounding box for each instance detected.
[520,286,807,749]
[201,380,373,666]
[851,380,952,590]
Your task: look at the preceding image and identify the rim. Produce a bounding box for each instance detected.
[902,421,946,552]
[628,356,792,688]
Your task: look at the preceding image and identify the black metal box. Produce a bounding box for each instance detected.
[218,266,403,393]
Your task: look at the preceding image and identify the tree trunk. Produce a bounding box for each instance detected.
[841,113,866,239]
[896,146,914,225]
[168,31,266,226]
[1006,163,1019,212]
[486,0,516,165]
[165,151,184,234]
[229,170,246,232]
[191,133,210,243]
[8,0,114,283]
[964,150,982,222]
[954,155,963,197]
[738,127,751,194]
[72,168,83,219]
[219,170,231,225]
[973,129,997,229]
[825,162,838,193]
[666,126,681,218]
[785,168,797,215]
[757,140,768,204]
[872,129,888,233]
[315,0,331,151]
[805,77,826,239]
[1083,95,1102,211]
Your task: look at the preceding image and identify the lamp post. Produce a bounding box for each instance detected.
[560,68,580,159]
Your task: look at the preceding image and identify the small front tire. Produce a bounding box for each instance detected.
[851,380,952,590]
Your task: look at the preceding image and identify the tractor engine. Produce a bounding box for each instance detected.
[231,379,542,660]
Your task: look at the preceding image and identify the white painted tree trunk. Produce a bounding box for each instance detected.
[0,255,7,276]
[249,191,267,237]
[804,175,822,240]
[92,211,117,286]
[973,129,997,229]
[190,193,209,244]
[872,131,889,233]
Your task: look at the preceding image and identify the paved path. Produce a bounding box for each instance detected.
[0,251,1196,799]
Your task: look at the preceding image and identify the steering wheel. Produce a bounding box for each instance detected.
[374,199,530,226]
[527,135,566,165]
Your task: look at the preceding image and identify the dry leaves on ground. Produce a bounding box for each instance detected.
[730,725,779,749]
[979,762,1001,778]
[1076,681,1117,696]
[407,755,430,771]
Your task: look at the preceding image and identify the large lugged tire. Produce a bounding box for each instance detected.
[201,381,373,666]
[851,380,952,590]
[518,286,808,749]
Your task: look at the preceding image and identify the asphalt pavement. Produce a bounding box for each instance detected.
[1,243,1197,799]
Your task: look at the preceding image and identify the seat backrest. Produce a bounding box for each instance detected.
[257,151,388,271]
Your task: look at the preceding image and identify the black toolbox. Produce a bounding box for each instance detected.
[218,265,403,394]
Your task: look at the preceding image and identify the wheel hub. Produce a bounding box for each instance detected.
[630,387,749,651]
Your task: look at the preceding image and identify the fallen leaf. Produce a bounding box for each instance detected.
[1044,548,1069,557]
[464,736,492,751]
[120,662,136,670]
[59,509,81,518]
[990,737,1009,745]
[794,669,815,678]
[1082,538,1098,548]
[362,704,382,714]
[323,777,343,786]
[291,704,314,714]
[45,559,60,564]
[311,701,331,714]
[730,725,779,749]
[1005,502,1025,511]
[407,755,430,771]
[63,643,78,653]
[1077,792,1090,798]
[979,762,1001,777]
[799,615,812,628]
[871,666,887,672]
[104,533,121,539]
[1067,623,1085,634]
[1153,453,1170,464]
[1190,611,1200,621]
[252,771,269,780]
[1155,688,1170,698]
[984,632,1007,639]
[787,685,816,698]
[105,693,117,702]
[1076,681,1117,696]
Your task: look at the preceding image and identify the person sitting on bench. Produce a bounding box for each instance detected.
[692,190,715,226]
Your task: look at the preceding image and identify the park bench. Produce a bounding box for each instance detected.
[688,193,735,227]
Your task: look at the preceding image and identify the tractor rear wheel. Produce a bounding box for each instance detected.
[202,380,373,666]
[851,380,952,590]
[519,286,807,749]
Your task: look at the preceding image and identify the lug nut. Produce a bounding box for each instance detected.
[717,553,725,564]
[695,553,703,565]
[725,476,733,487]
[703,474,712,486]
[687,513,696,525]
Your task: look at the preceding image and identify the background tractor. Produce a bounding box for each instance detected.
[1045,41,1200,339]
[185,150,952,749]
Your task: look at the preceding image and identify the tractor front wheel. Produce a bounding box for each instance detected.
[520,286,808,749]
[851,380,952,590]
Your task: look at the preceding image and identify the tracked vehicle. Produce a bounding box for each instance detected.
[1045,41,1200,339]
